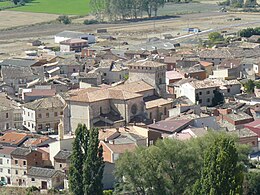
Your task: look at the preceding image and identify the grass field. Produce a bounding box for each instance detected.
[0,1,13,8]
[10,0,91,15]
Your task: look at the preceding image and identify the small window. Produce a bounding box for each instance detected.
[60,111,63,115]
[54,112,58,117]
[227,88,230,93]
[207,91,210,94]
[38,124,42,129]
[164,107,167,115]
[38,114,42,118]
[28,112,30,117]
[15,170,18,175]
[23,161,26,166]
[32,124,34,128]
[28,122,30,127]
[24,171,26,175]
[15,160,18,165]
[31,178,35,182]
[7,159,9,164]
[0,168,2,172]
[46,113,49,118]
[5,113,8,118]
[199,92,202,95]
[0,159,2,165]
[207,98,210,103]
[60,164,62,168]
[8,169,10,174]
[199,99,202,104]
[104,73,107,76]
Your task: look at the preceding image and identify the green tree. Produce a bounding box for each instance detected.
[69,124,85,195]
[208,32,224,43]
[83,127,104,195]
[211,89,224,106]
[244,79,255,94]
[192,135,244,195]
[69,124,104,195]
[244,171,260,195]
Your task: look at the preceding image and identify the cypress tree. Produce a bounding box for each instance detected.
[69,124,84,195]
[83,128,104,195]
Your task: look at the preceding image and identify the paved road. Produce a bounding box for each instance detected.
[0,12,228,40]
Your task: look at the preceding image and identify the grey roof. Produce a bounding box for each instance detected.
[27,167,58,178]
[1,66,35,79]
[23,96,65,110]
[11,148,31,156]
[54,150,72,160]
[55,31,85,38]
[0,59,38,67]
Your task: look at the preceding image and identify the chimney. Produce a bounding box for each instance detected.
[109,139,115,144]
[58,118,64,140]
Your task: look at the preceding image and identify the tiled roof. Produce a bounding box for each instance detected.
[60,38,87,44]
[104,142,137,154]
[127,59,166,67]
[1,66,35,79]
[113,80,154,93]
[0,59,38,67]
[0,146,16,155]
[200,61,213,67]
[23,96,65,110]
[68,87,142,103]
[0,132,28,146]
[145,98,172,109]
[148,119,192,133]
[27,167,58,178]
[54,150,72,160]
[11,147,32,156]
[166,70,184,80]
[24,89,56,97]
[188,78,241,89]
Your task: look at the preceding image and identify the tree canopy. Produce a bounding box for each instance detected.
[114,132,250,195]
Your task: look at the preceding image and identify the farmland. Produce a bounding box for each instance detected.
[10,0,91,15]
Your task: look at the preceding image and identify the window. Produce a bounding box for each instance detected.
[32,124,34,128]
[38,124,42,130]
[28,112,30,117]
[0,158,2,165]
[15,170,18,175]
[7,159,9,164]
[54,112,58,117]
[6,113,8,118]
[207,91,210,94]
[6,123,9,129]
[23,161,26,166]
[24,121,26,125]
[199,99,202,104]
[207,98,210,103]
[60,164,62,168]
[60,111,63,115]
[199,92,202,95]
[28,122,30,127]
[164,107,167,115]
[8,169,10,174]
[31,178,35,182]
[38,113,42,118]
[15,160,18,165]
[46,113,49,118]
[100,107,102,114]
[227,88,230,93]
[0,168,2,172]
[24,171,26,175]
[104,73,107,76]
[150,112,152,119]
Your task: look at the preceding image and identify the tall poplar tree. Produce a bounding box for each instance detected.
[68,124,84,195]
[69,124,104,195]
[192,136,244,195]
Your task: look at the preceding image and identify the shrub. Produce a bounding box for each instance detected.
[103,190,113,195]
[57,15,71,24]
[26,186,40,193]
[83,19,99,25]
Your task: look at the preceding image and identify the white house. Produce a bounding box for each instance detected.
[0,147,15,185]
[176,79,241,106]
[54,31,95,44]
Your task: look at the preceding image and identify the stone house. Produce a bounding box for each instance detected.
[11,148,43,186]
[0,132,29,147]
[53,150,71,172]
[26,167,65,189]
[145,98,172,121]
[23,96,65,133]
[127,59,167,96]
[0,94,23,130]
